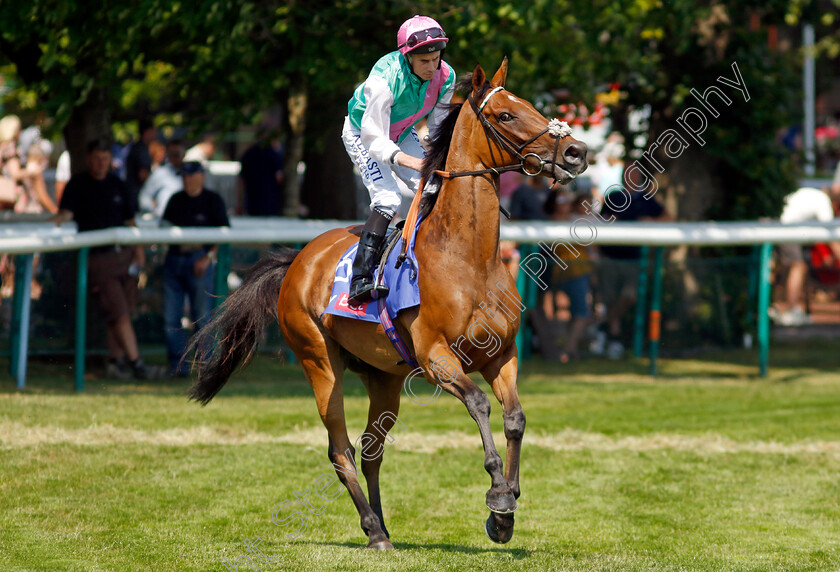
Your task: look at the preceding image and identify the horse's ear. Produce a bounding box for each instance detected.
[491,57,508,88]
[472,64,486,94]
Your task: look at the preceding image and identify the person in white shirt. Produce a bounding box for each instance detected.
[774,186,840,325]
[55,150,71,204]
[138,139,186,216]
[589,132,625,207]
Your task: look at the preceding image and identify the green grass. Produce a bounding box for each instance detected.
[1,341,840,571]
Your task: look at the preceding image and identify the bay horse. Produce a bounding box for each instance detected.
[188,59,587,549]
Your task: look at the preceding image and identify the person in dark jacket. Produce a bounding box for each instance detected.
[160,161,230,376]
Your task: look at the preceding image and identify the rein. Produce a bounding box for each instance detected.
[433,88,573,184]
[396,87,573,267]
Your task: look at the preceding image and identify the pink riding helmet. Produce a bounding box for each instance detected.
[397,15,448,56]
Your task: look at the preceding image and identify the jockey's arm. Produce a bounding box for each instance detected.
[425,78,455,141]
[359,76,404,167]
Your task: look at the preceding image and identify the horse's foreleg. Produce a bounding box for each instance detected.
[479,345,523,545]
[418,346,517,515]
[480,345,525,500]
[358,371,403,542]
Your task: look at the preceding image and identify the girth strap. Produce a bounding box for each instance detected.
[378,296,418,367]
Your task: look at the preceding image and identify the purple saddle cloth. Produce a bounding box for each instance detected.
[321,216,424,323]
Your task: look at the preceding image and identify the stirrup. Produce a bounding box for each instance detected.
[348,281,389,306]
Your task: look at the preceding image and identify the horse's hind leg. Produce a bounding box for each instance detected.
[357,370,403,543]
[294,335,392,549]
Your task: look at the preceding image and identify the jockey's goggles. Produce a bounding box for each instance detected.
[400,27,446,50]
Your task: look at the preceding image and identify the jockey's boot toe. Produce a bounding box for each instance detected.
[348,279,375,306]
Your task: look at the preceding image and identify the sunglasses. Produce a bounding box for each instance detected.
[401,27,446,49]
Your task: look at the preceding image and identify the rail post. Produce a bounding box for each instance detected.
[757,242,773,377]
[515,243,538,363]
[213,243,232,309]
[649,247,665,376]
[633,246,651,358]
[10,254,34,388]
[75,248,89,392]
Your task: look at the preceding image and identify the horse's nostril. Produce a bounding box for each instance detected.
[564,143,586,164]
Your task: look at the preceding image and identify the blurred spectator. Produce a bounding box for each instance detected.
[1,117,57,300]
[500,173,548,282]
[499,171,519,212]
[0,117,56,214]
[185,133,217,190]
[771,186,840,326]
[160,161,230,377]
[13,139,57,299]
[834,157,840,191]
[139,139,186,216]
[236,139,284,215]
[0,115,23,300]
[509,174,549,221]
[17,138,57,215]
[590,132,625,206]
[0,115,24,210]
[505,175,551,352]
[148,139,166,171]
[54,150,71,204]
[592,183,669,359]
[124,118,155,201]
[542,189,594,363]
[52,138,164,380]
[185,133,216,167]
[111,141,128,180]
[18,125,52,166]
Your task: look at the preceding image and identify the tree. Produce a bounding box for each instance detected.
[432,0,801,221]
[0,2,159,172]
[0,0,814,221]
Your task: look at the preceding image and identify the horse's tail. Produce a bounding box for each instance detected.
[187,248,299,405]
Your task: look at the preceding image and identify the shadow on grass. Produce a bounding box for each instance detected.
[295,539,531,557]
[4,338,838,397]
[521,339,840,383]
[0,357,370,399]
[664,338,840,379]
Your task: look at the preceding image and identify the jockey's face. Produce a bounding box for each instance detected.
[409,51,441,81]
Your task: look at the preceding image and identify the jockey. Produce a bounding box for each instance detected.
[342,15,456,305]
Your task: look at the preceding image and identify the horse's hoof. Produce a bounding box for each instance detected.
[485,512,515,544]
[486,491,517,514]
[367,539,394,550]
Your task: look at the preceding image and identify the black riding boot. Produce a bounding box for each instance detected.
[348,208,393,305]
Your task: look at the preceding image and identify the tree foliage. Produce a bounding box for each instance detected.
[0,0,820,219]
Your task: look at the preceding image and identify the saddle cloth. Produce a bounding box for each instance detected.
[321,215,424,324]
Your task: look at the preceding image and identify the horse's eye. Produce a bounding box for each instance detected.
[499,112,513,122]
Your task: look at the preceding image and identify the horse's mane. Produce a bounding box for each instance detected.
[417,74,491,219]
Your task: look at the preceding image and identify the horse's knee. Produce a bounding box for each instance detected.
[464,388,491,420]
[503,408,526,441]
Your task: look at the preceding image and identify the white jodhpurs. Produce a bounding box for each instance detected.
[341,116,426,213]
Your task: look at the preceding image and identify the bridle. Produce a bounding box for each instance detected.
[398,86,573,267]
[433,86,574,183]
